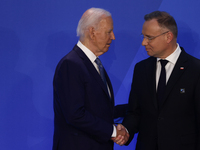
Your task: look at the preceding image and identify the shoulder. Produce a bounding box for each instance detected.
[135,56,156,68]
[54,45,85,73]
[181,48,200,67]
[186,53,200,64]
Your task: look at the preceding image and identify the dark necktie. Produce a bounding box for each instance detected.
[157,59,168,109]
[95,58,107,87]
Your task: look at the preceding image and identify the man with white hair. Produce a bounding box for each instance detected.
[53,8,128,150]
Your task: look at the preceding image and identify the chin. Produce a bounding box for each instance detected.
[147,52,153,57]
[105,48,109,52]
[103,47,109,52]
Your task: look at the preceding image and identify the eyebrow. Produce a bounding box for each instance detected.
[108,28,113,32]
[142,33,152,37]
[145,34,153,37]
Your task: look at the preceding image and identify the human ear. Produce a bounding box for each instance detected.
[166,31,173,43]
[89,27,95,40]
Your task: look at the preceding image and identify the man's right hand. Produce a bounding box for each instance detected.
[111,124,129,146]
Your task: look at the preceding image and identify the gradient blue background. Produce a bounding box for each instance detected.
[1,0,200,149]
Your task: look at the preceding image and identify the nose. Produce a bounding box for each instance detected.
[142,38,148,46]
[110,31,115,40]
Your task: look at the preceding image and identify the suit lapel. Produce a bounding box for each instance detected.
[160,49,189,108]
[73,45,112,100]
[145,57,158,109]
[104,70,115,103]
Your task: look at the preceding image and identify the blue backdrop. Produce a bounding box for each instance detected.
[1,0,200,149]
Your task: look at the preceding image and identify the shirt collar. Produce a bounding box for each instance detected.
[157,43,182,65]
[77,41,97,63]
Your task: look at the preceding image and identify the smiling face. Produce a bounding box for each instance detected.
[92,16,115,56]
[141,19,170,59]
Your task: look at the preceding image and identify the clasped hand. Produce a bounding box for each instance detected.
[111,124,129,146]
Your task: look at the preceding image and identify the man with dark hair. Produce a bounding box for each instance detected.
[114,11,200,150]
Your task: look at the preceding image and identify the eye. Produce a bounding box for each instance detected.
[108,29,113,34]
[145,36,154,40]
[146,35,152,39]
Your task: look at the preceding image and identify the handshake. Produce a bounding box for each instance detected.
[111,124,130,146]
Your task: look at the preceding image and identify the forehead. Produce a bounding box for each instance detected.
[142,19,161,34]
[99,16,113,29]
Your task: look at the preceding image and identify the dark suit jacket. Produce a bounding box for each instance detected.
[53,45,115,150]
[123,48,200,150]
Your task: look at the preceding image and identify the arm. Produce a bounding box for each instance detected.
[194,74,200,149]
[54,58,113,143]
[112,63,142,146]
[122,63,142,145]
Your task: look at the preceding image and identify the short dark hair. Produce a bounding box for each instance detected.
[144,11,178,38]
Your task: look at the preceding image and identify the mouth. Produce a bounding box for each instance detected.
[107,43,111,46]
[145,47,151,51]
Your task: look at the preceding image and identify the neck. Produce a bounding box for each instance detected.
[80,39,102,57]
[160,40,177,59]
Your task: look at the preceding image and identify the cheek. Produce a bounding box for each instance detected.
[96,33,110,48]
[147,43,154,49]
[149,41,162,49]
[104,35,111,43]
[99,37,109,45]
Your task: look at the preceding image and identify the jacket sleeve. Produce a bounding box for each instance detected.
[53,58,113,143]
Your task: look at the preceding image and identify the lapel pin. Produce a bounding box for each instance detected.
[180,67,184,70]
[180,88,185,93]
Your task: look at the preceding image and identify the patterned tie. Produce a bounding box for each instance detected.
[157,59,168,109]
[95,58,107,86]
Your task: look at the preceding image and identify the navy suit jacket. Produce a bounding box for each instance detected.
[53,45,115,150]
[123,48,200,150]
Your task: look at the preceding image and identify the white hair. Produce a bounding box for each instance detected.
[76,8,111,39]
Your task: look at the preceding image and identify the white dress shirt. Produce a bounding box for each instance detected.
[77,41,99,71]
[156,44,182,89]
[77,41,117,137]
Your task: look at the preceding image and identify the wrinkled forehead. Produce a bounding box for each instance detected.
[98,16,113,28]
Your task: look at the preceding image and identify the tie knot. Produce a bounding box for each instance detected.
[160,59,168,67]
[95,58,103,67]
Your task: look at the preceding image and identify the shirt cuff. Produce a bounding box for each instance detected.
[111,125,117,137]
